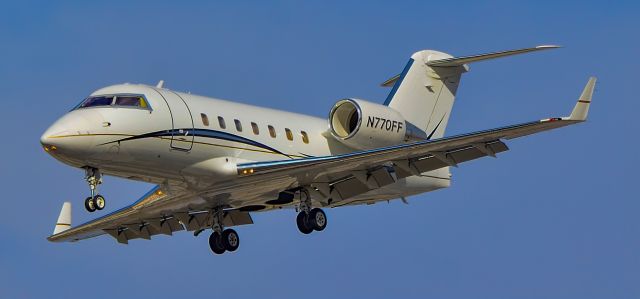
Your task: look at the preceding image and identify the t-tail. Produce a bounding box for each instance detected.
[382,45,560,139]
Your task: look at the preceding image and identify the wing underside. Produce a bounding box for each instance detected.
[48,186,254,243]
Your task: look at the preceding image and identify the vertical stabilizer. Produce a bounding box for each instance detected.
[53,202,72,235]
[382,46,560,139]
[383,50,466,139]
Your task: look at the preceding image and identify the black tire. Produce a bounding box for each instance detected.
[221,229,240,252]
[84,196,96,212]
[296,212,313,234]
[94,195,106,210]
[308,208,327,231]
[209,232,226,254]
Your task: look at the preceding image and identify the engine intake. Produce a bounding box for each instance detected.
[329,98,409,150]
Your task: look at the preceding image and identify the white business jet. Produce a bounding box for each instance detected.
[42,45,596,254]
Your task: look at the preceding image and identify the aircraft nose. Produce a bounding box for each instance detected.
[41,120,74,154]
[40,124,60,146]
[40,121,67,151]
[40,112,96,157]
[40,134,53,150]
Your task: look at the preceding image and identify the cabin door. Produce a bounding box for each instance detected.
[157,89,194,151]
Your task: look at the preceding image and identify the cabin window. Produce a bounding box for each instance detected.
[251,122,260,135]
[268,125,276,138]
[234,119,243,132]
[201,113,209,126]
[218,116,226,129]
[301,131,309,144]
[285,128,293,141]
[114,96,148,108]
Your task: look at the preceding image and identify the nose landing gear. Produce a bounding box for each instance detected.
[83,167,106,212]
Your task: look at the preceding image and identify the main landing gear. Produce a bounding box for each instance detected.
[208,208,240,255]
[83,167,106,212]
[296,208,327,234]
[295,190,327,234]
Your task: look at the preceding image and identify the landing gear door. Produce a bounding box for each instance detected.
[157,89,194,151]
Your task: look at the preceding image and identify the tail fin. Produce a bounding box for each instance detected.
[382,45,560,139]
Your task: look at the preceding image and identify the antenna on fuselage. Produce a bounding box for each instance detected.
[156,80,165,88]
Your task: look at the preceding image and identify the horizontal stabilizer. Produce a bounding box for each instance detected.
[381,45,560,86]
[381,74,401,87]
[426,45,560,67]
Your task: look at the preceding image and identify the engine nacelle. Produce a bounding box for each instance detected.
[329,98,408,150]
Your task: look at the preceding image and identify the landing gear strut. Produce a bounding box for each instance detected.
[83,167,106,212]
[295,189,327,234]
[208,208,240,255]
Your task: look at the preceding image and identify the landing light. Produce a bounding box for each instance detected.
[43,145,57,152]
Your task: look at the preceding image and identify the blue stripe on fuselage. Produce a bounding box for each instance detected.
[190,129,289,157]
[102,128,291,158]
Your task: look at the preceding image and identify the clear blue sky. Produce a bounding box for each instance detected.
[1,1,638,298]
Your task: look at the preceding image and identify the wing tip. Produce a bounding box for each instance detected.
[52,201,72,236]
[46,233,64,242]
[536,44,562,49]
[568,76,597,121]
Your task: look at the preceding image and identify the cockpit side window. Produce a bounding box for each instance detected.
[114,96,148,108]
[78,96,114,108]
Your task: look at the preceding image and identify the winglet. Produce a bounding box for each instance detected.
[53,202,72,235]
[568,77,597,121]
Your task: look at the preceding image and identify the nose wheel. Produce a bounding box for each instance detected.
[84,195,106,212]
[83,167,106,212]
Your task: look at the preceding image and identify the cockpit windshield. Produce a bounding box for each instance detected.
[78,96,114,108]
[75,95,150,110]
